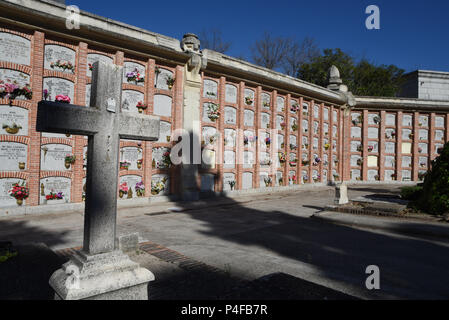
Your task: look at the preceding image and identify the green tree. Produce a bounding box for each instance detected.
[298,49,405,97]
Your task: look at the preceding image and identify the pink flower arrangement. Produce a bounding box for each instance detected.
[55,95,71,103]
[0,80,32,101]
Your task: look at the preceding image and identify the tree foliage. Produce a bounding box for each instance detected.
[298,48,405,97]
[199,28,231,54]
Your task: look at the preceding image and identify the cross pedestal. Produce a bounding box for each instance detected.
[36,61,160,300]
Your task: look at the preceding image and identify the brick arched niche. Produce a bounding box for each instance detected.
[44,44,76,73]
[0,105,29,136]
[39,176,71,204]
[0,32,31,65]
[153,94,172,117]
[40,143,72,171]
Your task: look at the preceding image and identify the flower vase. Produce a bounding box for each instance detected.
[18,162,25,170]
[16,198,23,206]
[137,162,142,169]
[119,191,124,198]
[65,161,71,169]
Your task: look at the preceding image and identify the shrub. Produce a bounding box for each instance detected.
[401,186,423,200]
[411,142,449,215]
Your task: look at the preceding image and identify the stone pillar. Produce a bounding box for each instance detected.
[180,34,207,201]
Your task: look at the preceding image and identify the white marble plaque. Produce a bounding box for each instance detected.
[277,97,285,112]
[243,130,255,148]
[435,116,445,128]
[224,107,237,125]
[122,90,144,114]
[323,123,329,135]
[120,147,142,170]
[351,141,360,152]
[276,115,284,130]
[0,142,27,171]
[302,120,308,133]
[243,151,254,169]
[367,156,378,167]
[351,155,361,167]
[0,33,31,65]
[224,150,235,169]
[351,127,361,138]
[87,53,113,77]
[313,121,319,134]
[224,129,236,147]
[402,156,412,168]
[44,45,76,73]
[351,169,361,181]
[202,126,217,146]
[435,130,444,141]
[43,77,74,102]
[419,116,429,127]
[386,114,396,126]
[302,103,309,115]
[225,84,237,103]
[202,150,216,169]
[0,105,28,136]
[402,170,411,182]
[261,93,271,109]
[85,84,91,107]
[276,171,283,186]
[123,61,145,86]
[152,147,170,169]
[385,170,395,181]
[155,68,174,90]
[368,142,378,153]
[244,110,254,127]
[242,172,253,190]
[368,128,379,139]
[40,177,71,204]
[203,79,218,99]
[244,89,255,106]
[223,173,236,191]
[314,105,319,118]
[418,129,428,141]
[402,129,412,140]
[402,142,412,154]
[313,138,319,150]
[119,175,143,198]
[385,128,395,140]
[418,143,428,154]
[289,135,296,146]
[201,174,215,192]
[385,156,395,167]
[301,171,308,184]
[402,114,413,127]
[323,108,329,121]
[202,102,218,123]
[154,94,172,117]
[261,113,270,129]
[277,134,284,149]
[333,125,337,136]
[158,121,172,143]
[0,178,26,207]
[419,157,428,168]
[368,170,378,181]
[40,144,72,171]
[435,144,444,154]
[368,114,380,125]
[0,69,30,99]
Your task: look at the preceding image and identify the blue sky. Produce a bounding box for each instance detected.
[69,0,449,73]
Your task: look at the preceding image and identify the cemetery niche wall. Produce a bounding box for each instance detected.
[1,0,449,213]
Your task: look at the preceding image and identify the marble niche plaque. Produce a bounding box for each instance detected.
[419,116,429,127]
[402,129,412,140]
[202,103,218,123]
[323,108,329,121]
[0,69,30,100]
[385,170,395,181]
[0,32,31,65]
[418,143,428,154]
[0,178,26,207]
[40,177,71,204]
[225,84,237,104]
[435,116,445,128]
[367,156,378,167]
[223,173,236,191]
[402,142,412,154]
[313,121,319,134]
[152,147,170,169]
[203,79,218,99]
[367,170,378,181]
[402,170,411,182]
[386,114,396,126]
[277,134,284,149]
[259,173,269,188]
[119,175,143,199]
[351,141,360,152]
[368,114,380,125]
[313,138,319,150]
[0,142,27,171]
[351,127,361,138]
[435,143,444,154]
[301,171,308,184]
[261,113,270,129]
[323,123,329,135]
[314,105,319,118]
[242,172,253,190]
[419,157,428,168]
[368,128,379,139]
[243,151,254,169]
[85,84,91,107]
[224,107,237,125]
[435,130,444,141]
[224,129,236,147]
[333,125,337,136]
[302,103,309,115]
[202,126,217,146]
[261,93,271,109]
[122,90,144,114]
[158,121,172,143]
[276,171,283,186]
[86,53,113,77]
[244,110,254,127]
[385,156,395,168]
[276,115,284,130]
[289,135,296,147]
[155,68,173,90]
[243,130,255,148]
[44,45,76,73]
[41,144,72,171]
[368,142,378,153]
[302,136,308,149]
[120,147,142,170]
[202,150,216,169]
[351,169,361,181]
[333,110,338,122]
[151,174,170,196]
[402,156,412,168]
[419,129,428,141]
[83,146,87,170]
[277,97,285,112]
[302,120,308,133]
[312,170,319,183]
[201,174,215,192]
[224,150,235,169]
[123,61,145,86]
[0,105,28,136]
[244,89,255,106]
[323,170,328,181]
[43,77,74,102]
[402,115,413,127]
[154,94,172,117]
[351,155,361,167]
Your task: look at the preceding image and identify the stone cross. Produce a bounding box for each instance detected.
[36,61,159,299]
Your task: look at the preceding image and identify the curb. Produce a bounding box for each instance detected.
[312,211,449,241]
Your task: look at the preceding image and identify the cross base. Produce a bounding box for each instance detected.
[49,250,154,300]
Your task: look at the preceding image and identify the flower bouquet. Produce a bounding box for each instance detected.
[136,101,147,113]
[119,182,128,198]
[207,103,220,121]
[137,159,143,169]
[161,151,172,168]
[136,181,145,197]
[228,180,236,190]
[45,191,64,201]
[0,80,32,102]
[264,177,272,187]
[125,68,145,84]
[245,96,253,106]
[166,75,175,89]
[8,182,29,206]
[50,60,75,73]
[265,137,271,146]
[324,143,330,150]
[120,161,131,170]
[291,103,300,113]
[151,178,167,195]
[278,152,286,163]
[291,120,298,131]
[64,154,76,169]
[55,95,71,103]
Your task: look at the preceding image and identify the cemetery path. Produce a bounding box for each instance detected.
[1,185,449,300]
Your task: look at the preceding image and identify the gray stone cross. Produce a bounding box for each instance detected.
[36,61,159,299]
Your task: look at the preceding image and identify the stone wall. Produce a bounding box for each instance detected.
[0,0,448,211]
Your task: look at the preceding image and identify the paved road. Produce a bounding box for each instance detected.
[1,185,449,299]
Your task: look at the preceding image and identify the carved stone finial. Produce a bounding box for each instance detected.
[327,65,343,91]
[181,33,201,53]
